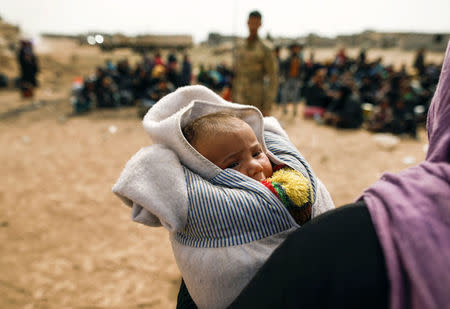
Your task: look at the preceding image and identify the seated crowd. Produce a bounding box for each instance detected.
[72,51,192,117]
[72,47,442,139]
[291,48,441,138]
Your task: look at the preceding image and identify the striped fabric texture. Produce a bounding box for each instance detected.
[175,131,317,248]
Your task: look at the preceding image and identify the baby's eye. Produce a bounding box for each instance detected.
[227,162,239,169]
[253,151,262,158]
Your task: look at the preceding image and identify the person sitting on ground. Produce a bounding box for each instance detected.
[113,85,335,309]
[154,52,164,66]
[303,68,333,119]
[327,72,341,94]
[73,78,96,114]
[148,78,174,102]
[359,75,376,103]
[367,98,394,133]
[391,99,417,138]
[137,78,174,118]
[96,75,119,108]
[323,85,363,129]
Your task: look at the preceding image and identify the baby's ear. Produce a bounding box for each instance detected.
[113,144,189,232]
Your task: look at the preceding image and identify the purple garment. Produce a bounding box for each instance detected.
[360,41,450,309]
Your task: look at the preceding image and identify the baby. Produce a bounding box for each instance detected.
[182,112,314,225]
[113,85,334,308]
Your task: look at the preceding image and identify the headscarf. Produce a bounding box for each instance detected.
[359,41,450,309]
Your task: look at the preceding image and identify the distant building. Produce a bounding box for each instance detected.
[335,31,449,51]
[205,33,239,46]
[251,31,450,52]
[100,34,193,53]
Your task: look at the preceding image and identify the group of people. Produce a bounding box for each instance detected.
[196,63,233,97]
[72,52,192,116]
[274,44,441,138]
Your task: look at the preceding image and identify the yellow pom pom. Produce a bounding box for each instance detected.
[267,167,312,207]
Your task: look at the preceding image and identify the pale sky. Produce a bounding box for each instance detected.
[1,0,450,42]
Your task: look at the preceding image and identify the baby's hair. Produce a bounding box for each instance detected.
[182,112,245,147]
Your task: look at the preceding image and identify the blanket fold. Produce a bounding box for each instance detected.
[113,144,188,232]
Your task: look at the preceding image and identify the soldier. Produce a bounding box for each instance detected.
[233,11,278,116]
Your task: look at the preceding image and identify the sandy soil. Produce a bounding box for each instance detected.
[0,38,443,308]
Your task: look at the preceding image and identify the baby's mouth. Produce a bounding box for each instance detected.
[254,173,266,182]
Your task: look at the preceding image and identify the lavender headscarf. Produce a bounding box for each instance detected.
[360,41,450,309]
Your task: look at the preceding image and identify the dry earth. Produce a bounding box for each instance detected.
[0,38,444,308]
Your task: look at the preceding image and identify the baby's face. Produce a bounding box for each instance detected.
[193,122,273,181]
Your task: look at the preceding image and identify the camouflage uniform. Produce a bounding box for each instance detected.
[233,37,278,115]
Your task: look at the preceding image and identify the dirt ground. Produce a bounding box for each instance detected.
[0,38,444,308]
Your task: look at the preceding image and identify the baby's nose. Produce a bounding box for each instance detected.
[247,159,264,179]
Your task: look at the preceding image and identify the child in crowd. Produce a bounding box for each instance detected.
[113,85,334,308]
